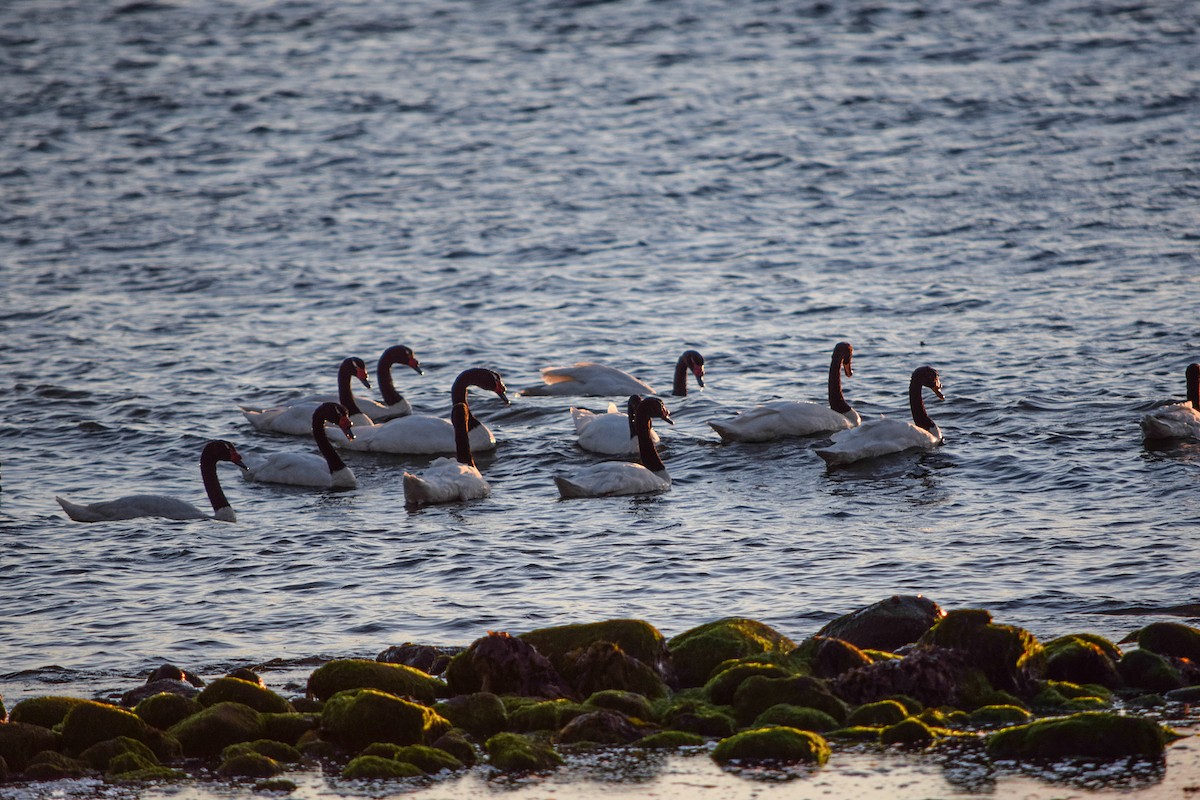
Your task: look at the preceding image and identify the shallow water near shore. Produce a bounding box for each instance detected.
[1,0,1199,794]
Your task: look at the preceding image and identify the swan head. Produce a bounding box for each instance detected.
[913,366,944,400]
[316,402,355,440]
[486,370,510,405]
[381,345,424,376]
[209,439,248,470]
[682,350,705,387]
[834,342,854,377]
[341,356,372,390]
[638,397,674,425]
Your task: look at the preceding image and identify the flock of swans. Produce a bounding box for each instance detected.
[54,343,1200,523]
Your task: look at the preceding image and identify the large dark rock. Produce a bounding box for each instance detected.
[120,664,204,707]
[0,722,59,772]
[556,709,645,745]
[711,726,830,766]
[376,643,461,676]
[795,636,874,679]
[832,646,975,709]
[444,631,574,699]
[1043,634,1123,688]
[559,641,669,699]
[815,596,945,652]
[1133,622,1200,662]
[306,659,442,704]
[520,619,675,688]
[916,609,1044,694]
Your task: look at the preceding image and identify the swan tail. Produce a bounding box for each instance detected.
[402,473,435,507]
[814,447,851,466]
[707,420,742,442]
[553,476,591,499]
[55,496,101,523]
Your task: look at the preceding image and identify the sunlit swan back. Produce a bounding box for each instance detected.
[403,403,490,507]
[241,357,372,435]
[1140,363,1200,441]
[521,350,705,397]
[571,394,660,455]
[242,402,357,489]
[554,397,674,498]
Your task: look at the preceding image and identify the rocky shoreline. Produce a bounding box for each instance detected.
[1,596,1197,793]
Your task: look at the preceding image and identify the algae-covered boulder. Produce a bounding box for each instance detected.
[24,751,91,780]
[704,661,793,706]
[222,740,302,764]
[507,699,586,732]
[1132,622,1200,662]
[9,696,90,730]
[1032,680,1112,712]
[637,731,705,749]
[879,717,936,746]
[78,736,158,770]
[105,750,159,777]
[445,632,573,699]
[168,701,265,757]
[846,699,909,728]
[1119,648,1185,693]
[752,704,839,733]
[484,732,564,772]
[199,677,294,714]
[556,709,643,745]
[431,730,477,767]
[986,712,1179,760]
[0,723,59,772]
[732,674,848,724]
[306,659,441,704]
[825,726,885,741]
[342,755,422,779]
[360,743,463,773]
[1166,686,1200,703]
[815,596,945,652]
[521,619,674,686]
[135,692,202,731]
[584,690,655,722]
[660,701,737,738]
[559,641,669,699]
[1043,634,1122,688]
[711,726,830,766]
[435,692,508,739]
[217,751,283,778]
[967,705,1032,727]
[320,689,450,751]
[259,712,319,746]
[669,619,796,688]
[917,609,1044,693]
[795,637,874,679]
[61,700,154,754]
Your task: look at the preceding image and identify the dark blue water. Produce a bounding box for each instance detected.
[2,0,1198,708]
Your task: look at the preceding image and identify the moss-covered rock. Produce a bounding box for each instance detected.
[1043,634,1122,688]
[751,704,839,733]
[986,712,1179,760]
[0,722,59,772]
[341,755,422,779]
[484,732,564,772]
[732,674,849,724]
[917,609,1044,693]
[217,752,284,779]
[659,699,738,738]
[825,726,885,742]
[584,690,655,722]
[61,700,154,754]
[521,619,673,685]
[832,647,975,709]
[880,717,937,746]
[1032,680,1112,712]
[78,736,158,770]
[430,729,477,767]
[508,699,586,732]
[794,637,874,679]
[444,632,573,699]
[668,619,796,688]
[846,699,909,728]
[24,751,91,780]
[556,709,643,745]
[704,661,793,706]
[135,692,202,731]
[199,678,293,714]
[1119,648,1185,693]
[169,701,265,757]
[108,765,186,783]
[254,779,298,793]
[306,660,442,705]
[259,712,318,746]
[360,743,463,773]
[636,731,706,748]
[320,689,450,751]
[434,692,508,740]
[222,740,302,764]
[711,726,830,766]
[558,641,670,699]
[106,751,158,777]
[1134,622,1200,662]
[9,696,91,730]
[967,705,1032,727]
[815,596,945,652]
[1165,686,1200,703]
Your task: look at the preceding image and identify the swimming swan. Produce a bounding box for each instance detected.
[310,346,423,422]
[571,394,660,455]
[521,350,705,397]
[554,397,674,498]
[241,357,373,434]
[708,342,860,442]
[402,403,490,507]
[1140,363,1200,441]
[242,402,357,489]
[815,366,944,466]
[56,440,247,522]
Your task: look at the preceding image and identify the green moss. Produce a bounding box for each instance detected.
[825,726,885,742]
[254,778,298,792]
[1032,681,1112,712]
[636,731,706,748]
[659,700,738,738]
[752,704,840,733]
[863,650,903,662]
[434,692,508,739]
[520,619,669,674]
[987,712,1178,760]
[168,701,265,758]
[793,636,873,679]
[558,641,670,699]
[508,699,586,732]
[106,751,158,776]
[26,751,91,779]
[968,705,1032,727]
[668,618,797,687]
[222,740,302,764]
[846,700,909,728]
[1135,622,1200,661]
[135,693,202,731]
[320,689,450,751]
[360,743,462,773]
[259,712,318,746]
[711,726,830,766]
[704,662,793,706]
[199,678,293,714]
[880,718,936,746]
[732,674,849,724]
[0,722,60,772]
[342,755,422,779]
[79,736,158,770]
[917,609,1044,693]
[1043,635,1122,688]
[218,752,284,778]
[1119,648,1186,693]
[9,696,90,729]
[61,700,153,754]
[430,730,477,767]
[484,732,564,772]
[306,659,443,704]
[584,690,655,721]
[107,765,185,783]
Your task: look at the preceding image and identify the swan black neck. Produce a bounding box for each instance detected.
[312,404,350,474]
[337,358,367,416]
[199,441,236,514]
[378,346,421,406]
[1187,363,1200,407]
[909,371,938,432]
[451,368,504,431]
[672,350,705,396]
[634,404,668,473]
[828,343,853,414]
[451,403,475,468]
[626,395,642,439]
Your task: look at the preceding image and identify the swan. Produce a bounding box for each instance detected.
[55,440,247,522]
[554,397,674,498]
[708,342,861,443]
[241,357,373,435]
[570,395,660,455]
[815,366,944,466]
[402,403,490,507]
[334,368,509,454]
[520,350,705,397]
[242,403,358,489]
[1140,363,1200,441]
[307,346,423,422]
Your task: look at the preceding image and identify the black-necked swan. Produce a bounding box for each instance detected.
[55,440,248,522]
[242,403,357,489]
[310,346,424,422]
[815,366,944,466]
[241,357,373,435]
[402,403,490,507]
[520,350,705,397]
[708,341,861,443]
[1140,363,1200,441]
[570,394,661,455]
[554,397,674,498]
[334,368,509,454]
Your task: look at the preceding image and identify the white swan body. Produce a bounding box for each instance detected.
[56,441,246,522]
[242,357,373,435]
[571,396,660,455]
[336,368,508,455]
[307,345,423,423]
[403,404,490,507]
[555,398,674,498]
[1141,364,1200,441]
[521,350,705,397]
[815,366,944,466]
[709,342,859,443]
[242,403,357,489]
